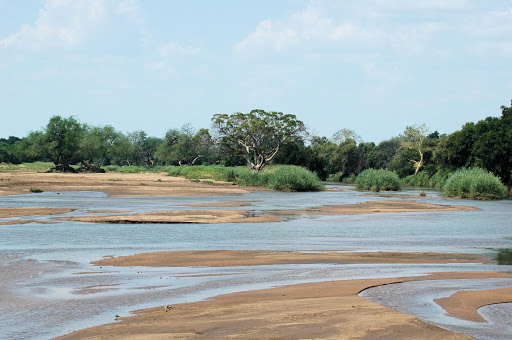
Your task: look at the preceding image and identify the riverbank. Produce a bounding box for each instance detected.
[0,170,249,197]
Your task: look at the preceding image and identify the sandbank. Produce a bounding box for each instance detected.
[55,271,512,340]
[275,200,476,216]
[92,250,490,267]
[0,170,248,197]
[0,207,75,218]
[57,210,280,224]
[435,287,512,322]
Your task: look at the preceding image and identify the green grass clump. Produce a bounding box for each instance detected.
[355,168,400,191]
[401,169,451,188]
[443,168,508,200]
[266,166,324,192]
[169,165,323,192]
[29,187,43,193]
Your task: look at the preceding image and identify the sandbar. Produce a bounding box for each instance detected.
[275,200,477,215]
[92,250,490,267]
[55,271,512,340]
[57,210,280,224]
[435,287,512,322]
[0,207,74,218]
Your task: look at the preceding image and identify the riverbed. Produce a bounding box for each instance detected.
[0,181,511,339]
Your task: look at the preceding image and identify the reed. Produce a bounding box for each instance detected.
[443,168,508,199]
[355,168,400,191]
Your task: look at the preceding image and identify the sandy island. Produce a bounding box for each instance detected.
[92,250,490,267]
[435,287,512,322]
[274,200,477,216]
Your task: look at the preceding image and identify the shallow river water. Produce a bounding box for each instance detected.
[0,184,511,339]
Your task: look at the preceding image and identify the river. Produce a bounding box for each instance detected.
[0,184,511,339]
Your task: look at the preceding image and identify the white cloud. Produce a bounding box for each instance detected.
[234,1,512,59]
[0,0,144,51]
[235,6,383,54]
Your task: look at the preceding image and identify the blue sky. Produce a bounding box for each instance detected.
[1,0,512,142]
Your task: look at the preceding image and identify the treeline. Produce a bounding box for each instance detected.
[1,100,511,187]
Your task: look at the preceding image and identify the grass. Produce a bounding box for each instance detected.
[169,165,324,192]
[401,169,452,188]
[443,168,508,200]
[29,187,43,193]
[354,168,400,192]
[0,162,54,172]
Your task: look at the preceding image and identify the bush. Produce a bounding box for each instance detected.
[443,168,508,200]
[168,165,324,192]
[355,168,400,191]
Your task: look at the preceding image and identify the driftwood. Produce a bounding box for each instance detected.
[78,162,106,173]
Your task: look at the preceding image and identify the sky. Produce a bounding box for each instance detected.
[1,0,512,143]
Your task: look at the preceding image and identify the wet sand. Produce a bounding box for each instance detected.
[55,271,512,340]
[92,250,491,267]
[435,287,512,322]
[0,207,75,218]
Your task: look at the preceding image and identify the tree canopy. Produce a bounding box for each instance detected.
[212,110,307,172]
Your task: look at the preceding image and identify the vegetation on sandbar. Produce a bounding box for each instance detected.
[355,169,400,192]
[443,168,508,200]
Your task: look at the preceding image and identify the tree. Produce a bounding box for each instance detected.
[332,128,361,144]
[155,125,213,166]
[366,138,400,170]
[20,116,85,170]
[81,125,131,166]
[0,136,21,163]
[212,110,307,172]
[400,124,429,175]
[129,131,161,167]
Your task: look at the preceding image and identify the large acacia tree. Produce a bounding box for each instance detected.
[212,110,307,172]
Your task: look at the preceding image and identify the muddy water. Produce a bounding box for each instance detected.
[0,185,511,339]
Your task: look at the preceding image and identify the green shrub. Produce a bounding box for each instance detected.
[168,165,323,192]
[355,168,400,191]
[443,168,508,200]
[29,187,43,193]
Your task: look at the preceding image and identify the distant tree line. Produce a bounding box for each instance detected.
[1,100,511,187]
